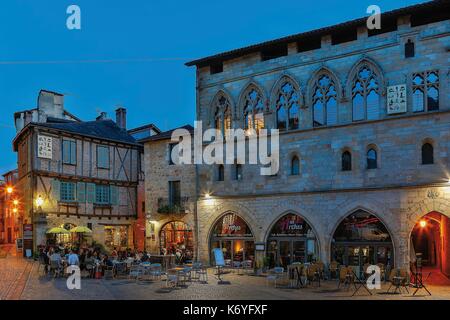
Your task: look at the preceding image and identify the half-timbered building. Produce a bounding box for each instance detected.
[12,90,142,253]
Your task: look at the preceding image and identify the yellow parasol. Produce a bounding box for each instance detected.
[70,226,92,233]
[47,227,70,234]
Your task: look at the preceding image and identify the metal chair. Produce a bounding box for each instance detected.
[266,267,285,288]
[49,260,63,278]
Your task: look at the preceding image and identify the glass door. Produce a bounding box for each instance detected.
[279,241,291,267]
[293,241,306,264]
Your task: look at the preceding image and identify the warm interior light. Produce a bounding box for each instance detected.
[419,220,427,228]
[36,195,44,207]
[205,193,211,199]
[6,187,13,194]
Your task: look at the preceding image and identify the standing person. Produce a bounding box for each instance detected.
[67,249,80,266]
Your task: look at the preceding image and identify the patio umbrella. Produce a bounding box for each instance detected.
[70,226,92,233]
[70,226,93,247]
[46,227,70,234]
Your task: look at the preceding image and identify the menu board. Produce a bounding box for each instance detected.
[387,84,407,114]
[37,135,53,159]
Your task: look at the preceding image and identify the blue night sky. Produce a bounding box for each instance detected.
[0,0,423,174]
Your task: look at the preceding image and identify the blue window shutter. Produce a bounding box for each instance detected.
[70,141,77,165]
[86,183,96,203]
[77,182,86,203]
[62,140,69,163]
[51,179,60,201]
[110,185,118,205]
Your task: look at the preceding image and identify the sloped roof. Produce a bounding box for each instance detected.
[139,124,194,143]
[13,119,140,150]
[186,0,449,67]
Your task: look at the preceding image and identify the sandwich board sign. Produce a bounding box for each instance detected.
[213,248,225,267]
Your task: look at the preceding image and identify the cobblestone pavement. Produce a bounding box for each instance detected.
[0,245,34,300]
[2,247,449,300]
[19,264,450,300]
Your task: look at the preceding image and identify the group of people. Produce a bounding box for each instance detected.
[38,244,152,276]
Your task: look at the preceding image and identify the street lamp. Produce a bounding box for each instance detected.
[13,199,19,206]
[6,186,13,194]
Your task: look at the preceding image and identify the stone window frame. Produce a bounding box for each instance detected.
[269,75,303,132]
[411,69,440,113]
[341,148,353,172]
[211,90,234,136]
[238,81,268,133]
[365,143,380,170]
[418,137,437,166]
[310,72,340,127]
[346,58,386,122]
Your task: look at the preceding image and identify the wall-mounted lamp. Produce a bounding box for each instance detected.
[12,208,18,214]
[6,186,13,194]
[205,193,211,199]
[36,195,44,207]
[13,199,19,206]
[419,220,427,228]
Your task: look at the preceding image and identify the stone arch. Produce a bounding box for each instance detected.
[328,198,399,266]
[201,200,262,242]
[208,89,236,128]
[306,65,343,106]
[269,73,303,112]
[405,197,450,236]
[264,210,322,254]
[345,56,386,98]
[237,80,269,119]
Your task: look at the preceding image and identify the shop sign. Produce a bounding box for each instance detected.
[387,84,407,114]
[255,243,265,251]
[23,224,33,240]
[38,135,53,159]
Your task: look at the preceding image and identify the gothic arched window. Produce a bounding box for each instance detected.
[312,74,338,127]
[243,88,265,133]
[351,64,381,121]
[213,94,232,136]
[275,81,300,131]
[412,71,439,112]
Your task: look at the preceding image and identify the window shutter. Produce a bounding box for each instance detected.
[62,140,70,163]
[77,182,86,203]
[86,183,96,203]
[51,179,60,201]
[110,185,119,205]
[70,141,77,165]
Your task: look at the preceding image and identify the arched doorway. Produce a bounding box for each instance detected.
[160,221,194,262]
[266,213,318,268]
[331,210,394,274]
[410,212,450,283]
[210,213,255,265]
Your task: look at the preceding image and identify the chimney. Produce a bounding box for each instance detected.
[115,107,127,130]
[96,111,108,121]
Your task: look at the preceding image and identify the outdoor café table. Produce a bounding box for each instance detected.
[168,267,189,287]
[390,276,407,294]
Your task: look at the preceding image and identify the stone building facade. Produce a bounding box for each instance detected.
[140,125,197,260]
[186,1,450,276]
[12,90,141,254]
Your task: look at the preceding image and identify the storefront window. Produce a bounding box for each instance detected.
[331,210,393,272]
[267,213,318,268]
[210,213,255,265]
[104,226,129,249]
[160,221,193,263]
